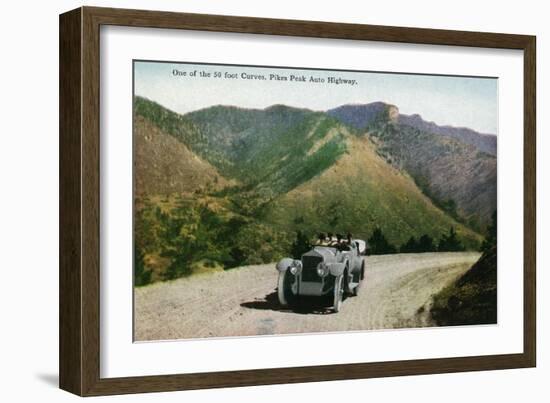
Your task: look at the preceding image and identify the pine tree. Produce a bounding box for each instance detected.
[134,245,152,286]
[368,227,397,255]
[400,236,419,253]
[438,227,465,252]
[418,234,436,252]
[480,210,497,252]
[291,230,311,259]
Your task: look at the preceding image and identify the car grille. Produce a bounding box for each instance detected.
[301,255,322,282]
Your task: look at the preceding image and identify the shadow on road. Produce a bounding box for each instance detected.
[240,290,335,315]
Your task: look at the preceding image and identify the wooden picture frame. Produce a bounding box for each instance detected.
[59,6,536,396]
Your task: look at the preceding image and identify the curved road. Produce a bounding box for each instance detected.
[134,251,480,341]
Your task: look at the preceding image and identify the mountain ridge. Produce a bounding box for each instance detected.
[327,102,496,228]
[133,96,490,281]
[134,96,484,242]
[398,113,496,156]
[265,133,481,247]
[134,115,232,196]
[328,102,496,154]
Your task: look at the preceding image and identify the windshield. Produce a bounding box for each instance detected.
[314,240,354,251]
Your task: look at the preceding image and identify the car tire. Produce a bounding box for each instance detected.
[333,275,344,313]
[343,265,352,296]
[277,270,296,308]
[352,260,365,296]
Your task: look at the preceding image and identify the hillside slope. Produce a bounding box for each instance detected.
[134,115,231,195]
[328,103,497,155]
[431,246,497,325]
[370,119,496,228]
[133,97,486,283]
[399,113,496,156]
[328,103,497,228]
[265,134,482,248]
[187,105,348,196]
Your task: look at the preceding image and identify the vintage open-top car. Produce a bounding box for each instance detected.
[276,236,366,312]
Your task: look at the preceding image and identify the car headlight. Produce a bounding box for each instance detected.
[289,260,302,275]
[316,262,329,277]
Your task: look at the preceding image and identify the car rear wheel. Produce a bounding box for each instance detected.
[277,270,296,308]
[333,275,344,313]
[352,260,365,296]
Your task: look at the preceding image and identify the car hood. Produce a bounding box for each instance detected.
[303,246,338,261]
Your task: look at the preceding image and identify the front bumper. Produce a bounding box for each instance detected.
[296,275,334,296]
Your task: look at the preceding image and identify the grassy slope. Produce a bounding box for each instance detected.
[134,115,233,196]
[264,134,482,248]
[430,246,497,325]
[327,103,497,229]
[187,105,349,196]
[136,97,348,196]
[133,97,484,283]
[369,121,497,228]
[134,96,204,147]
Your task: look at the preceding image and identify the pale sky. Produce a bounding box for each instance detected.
[134,60,498,135]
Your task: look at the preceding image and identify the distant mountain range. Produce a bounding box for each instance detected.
[327,103,496,156]
[134,96,496,251]
[327,103,496,229]
[398,113,496,156]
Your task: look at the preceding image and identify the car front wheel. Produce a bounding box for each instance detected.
[277,270,296,308]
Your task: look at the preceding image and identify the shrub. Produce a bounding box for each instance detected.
[134,245,152,286]
[367,227,397,255]
[291,230,311,259]
[438,227,465,252]
[480,210,497,253]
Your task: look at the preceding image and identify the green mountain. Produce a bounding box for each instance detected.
[136,97,348,196]
[328,103,497,230]
[134,95,204,150]
[398,113,496,156]
[134,115,232,196]
[263,133,481,248]
[186,104,347,196]
[133,97,485,283]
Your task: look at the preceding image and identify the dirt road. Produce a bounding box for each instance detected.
[134,252,480,341]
